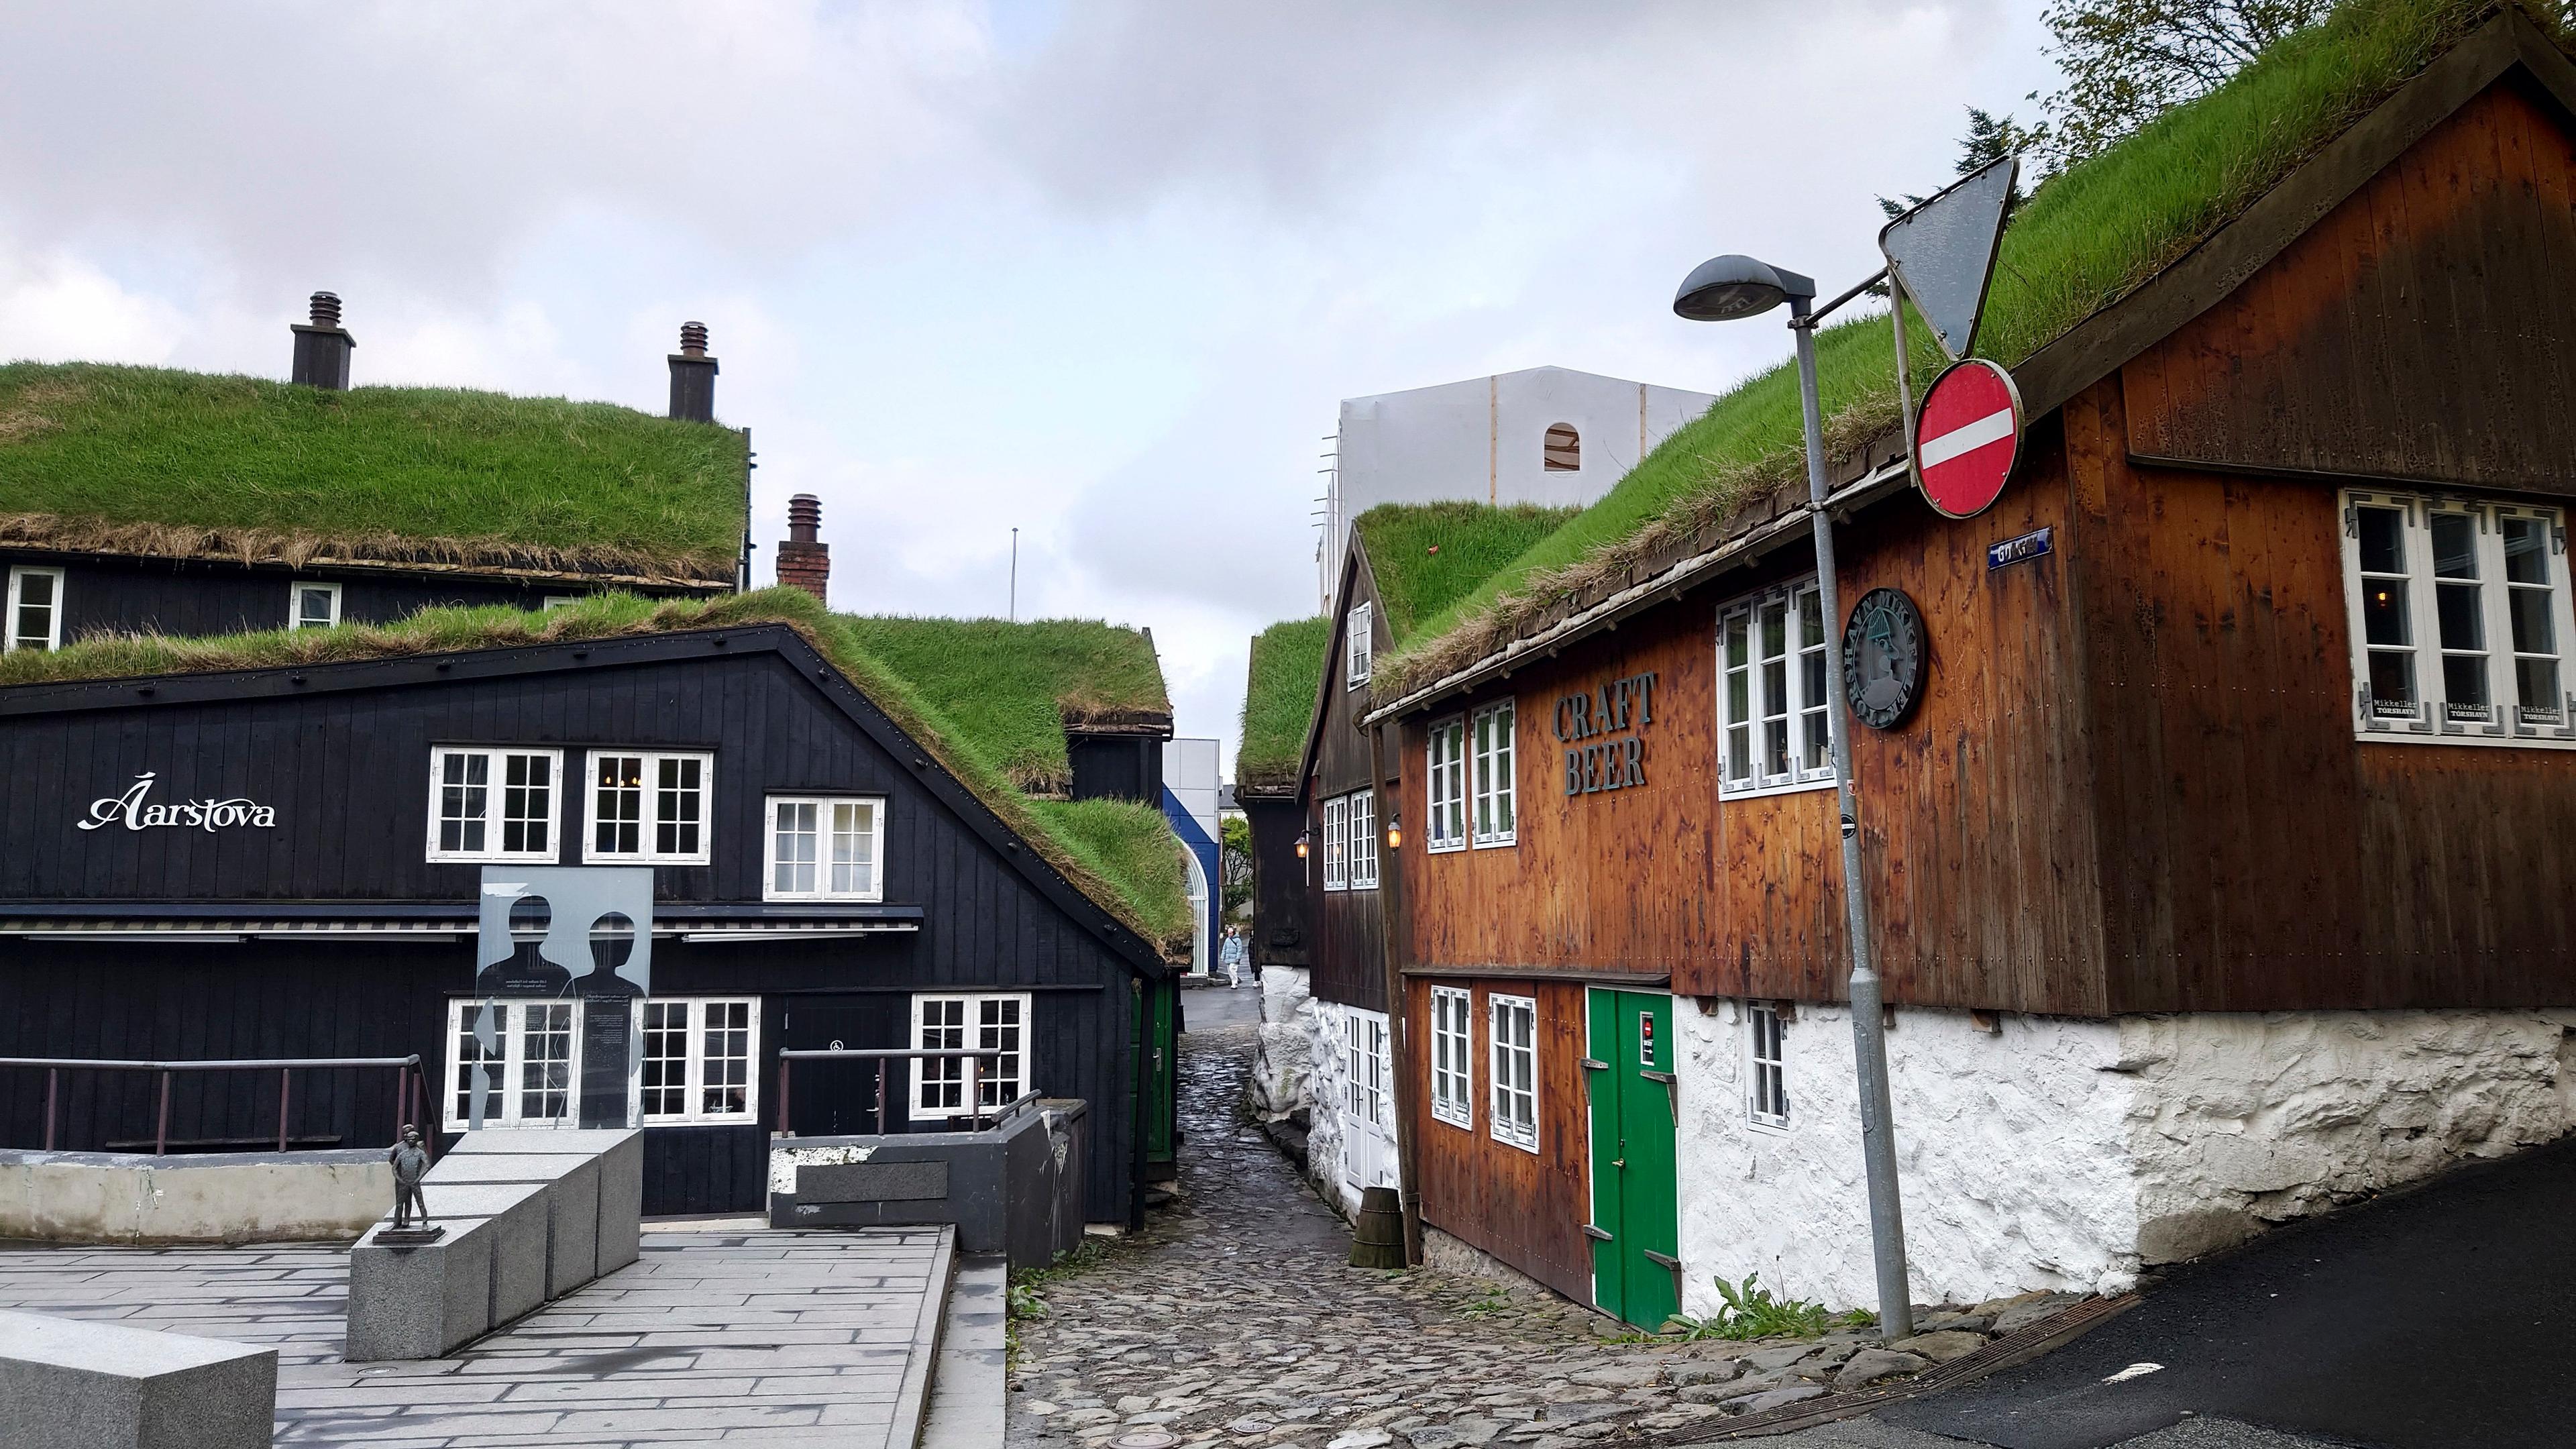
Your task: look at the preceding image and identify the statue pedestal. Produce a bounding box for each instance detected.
[374,1226,445,1247]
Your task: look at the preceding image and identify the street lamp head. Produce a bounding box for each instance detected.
[1673,254,1817,323]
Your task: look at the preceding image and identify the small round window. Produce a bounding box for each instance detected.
[1543,423,1579,472]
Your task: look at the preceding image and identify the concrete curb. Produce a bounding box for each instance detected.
[1651,1293,2140,1442]
[921,1253,1008,1449]
[891,1225,960,1449]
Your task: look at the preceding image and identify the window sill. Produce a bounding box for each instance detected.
[2351,722,2576,750]
[1470,833,1517,849]
[429,853,560,866]
[1746,1116,1790,1136]
[1720,774,1836,802]
[1425,839,1468,855]
[1489,1130,1541,1156]
[761,892,887,904]
[641,1115,759,1129]
[1431,1107,1472,1130]
[590,854,714,867]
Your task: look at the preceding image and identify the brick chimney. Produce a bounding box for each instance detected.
[290,292,355,390]
[777,494,829,602]
[668,321,718,423]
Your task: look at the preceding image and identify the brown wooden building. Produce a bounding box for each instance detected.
[1364,7,2576,1322]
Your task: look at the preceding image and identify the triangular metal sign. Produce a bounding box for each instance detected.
[1878,152,2018,360]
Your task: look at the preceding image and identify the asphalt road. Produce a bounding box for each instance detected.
[1874,1136,2576,1448]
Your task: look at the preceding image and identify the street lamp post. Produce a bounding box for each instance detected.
[1674,255,1913,1344]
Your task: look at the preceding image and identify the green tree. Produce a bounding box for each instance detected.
[1220,814,1254,920]
[2037,0,2338,165]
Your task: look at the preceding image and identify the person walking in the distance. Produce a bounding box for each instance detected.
[1220,924,1246,987]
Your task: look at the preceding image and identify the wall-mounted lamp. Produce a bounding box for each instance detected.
[1386,810,1402,850]
[1295,829,1310,860]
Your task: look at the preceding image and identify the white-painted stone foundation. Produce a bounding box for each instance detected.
[1248,966,1316,1124]
[1674,1002,2576,1315]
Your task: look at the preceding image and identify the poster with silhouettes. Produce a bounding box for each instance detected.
[470,867,654,1130]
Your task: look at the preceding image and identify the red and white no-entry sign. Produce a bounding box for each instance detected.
[1911,358,2024,519]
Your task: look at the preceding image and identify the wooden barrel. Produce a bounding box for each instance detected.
[1348,1185,1405,1269]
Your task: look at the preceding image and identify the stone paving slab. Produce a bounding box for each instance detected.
[0,1225,953,1448]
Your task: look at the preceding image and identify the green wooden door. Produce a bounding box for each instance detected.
[1141,979,1179,1174]
[1585,989,1680,1329]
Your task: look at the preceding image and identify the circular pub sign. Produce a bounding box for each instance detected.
[1911,358,2024,519]
[1842,588,1925,730]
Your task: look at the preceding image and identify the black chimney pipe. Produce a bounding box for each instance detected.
[668,321,718,423]
[290,292,355,390]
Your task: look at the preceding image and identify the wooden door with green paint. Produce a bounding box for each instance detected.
[1585,989,1680,1329]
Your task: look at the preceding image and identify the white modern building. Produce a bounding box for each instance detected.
[1318,366,1716,609]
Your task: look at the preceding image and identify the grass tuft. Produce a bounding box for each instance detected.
[837,616,1171,795]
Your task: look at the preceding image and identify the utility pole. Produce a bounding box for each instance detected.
[1010,527,1019,621]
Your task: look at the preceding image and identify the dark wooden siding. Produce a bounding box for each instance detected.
[1407,975,1593,1304]
[3,549,691,642]
[0,643,1148,1220]
[2123,82,2576,495]
[1240,794,1310,969]
[1400,604,1720,981]
[1068,732,1165,804]
[1307,557,1393,1011]
[2070,375,2576,1011]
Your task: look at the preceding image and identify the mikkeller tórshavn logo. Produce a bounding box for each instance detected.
[78,772,277,832]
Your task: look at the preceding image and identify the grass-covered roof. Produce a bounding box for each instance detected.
[1236,615,1329,795]
[0,362,750,586]
[1350,501,1580,649]
[0,588,1191,961]
[1381,0,2562,696]
[837,616,1172,796]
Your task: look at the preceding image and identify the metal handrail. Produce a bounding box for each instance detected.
[1,1054,426,1158]
[773,1047,1010,1137]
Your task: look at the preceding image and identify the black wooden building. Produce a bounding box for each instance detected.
[0,611,1183,1223]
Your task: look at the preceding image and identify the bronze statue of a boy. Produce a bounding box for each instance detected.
[390,1125,433,1229]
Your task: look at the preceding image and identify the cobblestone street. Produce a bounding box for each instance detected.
[1008,1014,1805,1449]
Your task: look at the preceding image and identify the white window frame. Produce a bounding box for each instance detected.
[542,595,584,611]
[425,747,564,863]
[443,1000,582,1130]
[1748,1004,1789,1131]
[1320,795,1348,892]
[5,566,65,653]
[910,992,1031,1119]
[585,750,714,865]
[2339,490,2576,747]
[1487,994,1539,1152]
[1429,985,1474,1129]
[1424,717,1467,853]
[1719,578,1837,798]
[639,997,761,1125]
[1470,700,1517,847]
[764,795,886,902]
[1346,601,1373,688]
[287,580,343,631]
[1346,788,1379,890]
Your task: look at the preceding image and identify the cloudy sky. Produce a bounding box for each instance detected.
[0,1,2059,777]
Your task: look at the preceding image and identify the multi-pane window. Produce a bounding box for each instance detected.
[445,1001,579,1129]
[1425,718,1467,852]
[912,993,1030,1118]
[1429,985,1474,1128]
[2342,492,2575,745]
[427,748,561,862]
[765,796,884,900]
[1346,788,1379,890]
[640,998,759,1124]
[1320,795,1349,891]
[289,582,341,630]
[1488,994,1538,1152]
[5,566,64,653]
[1748,1004,1788,1128]
[1471,701,1517,845]
[1346,602,1373,688]
[588,751,712,864]
[1720,580,1835,796]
